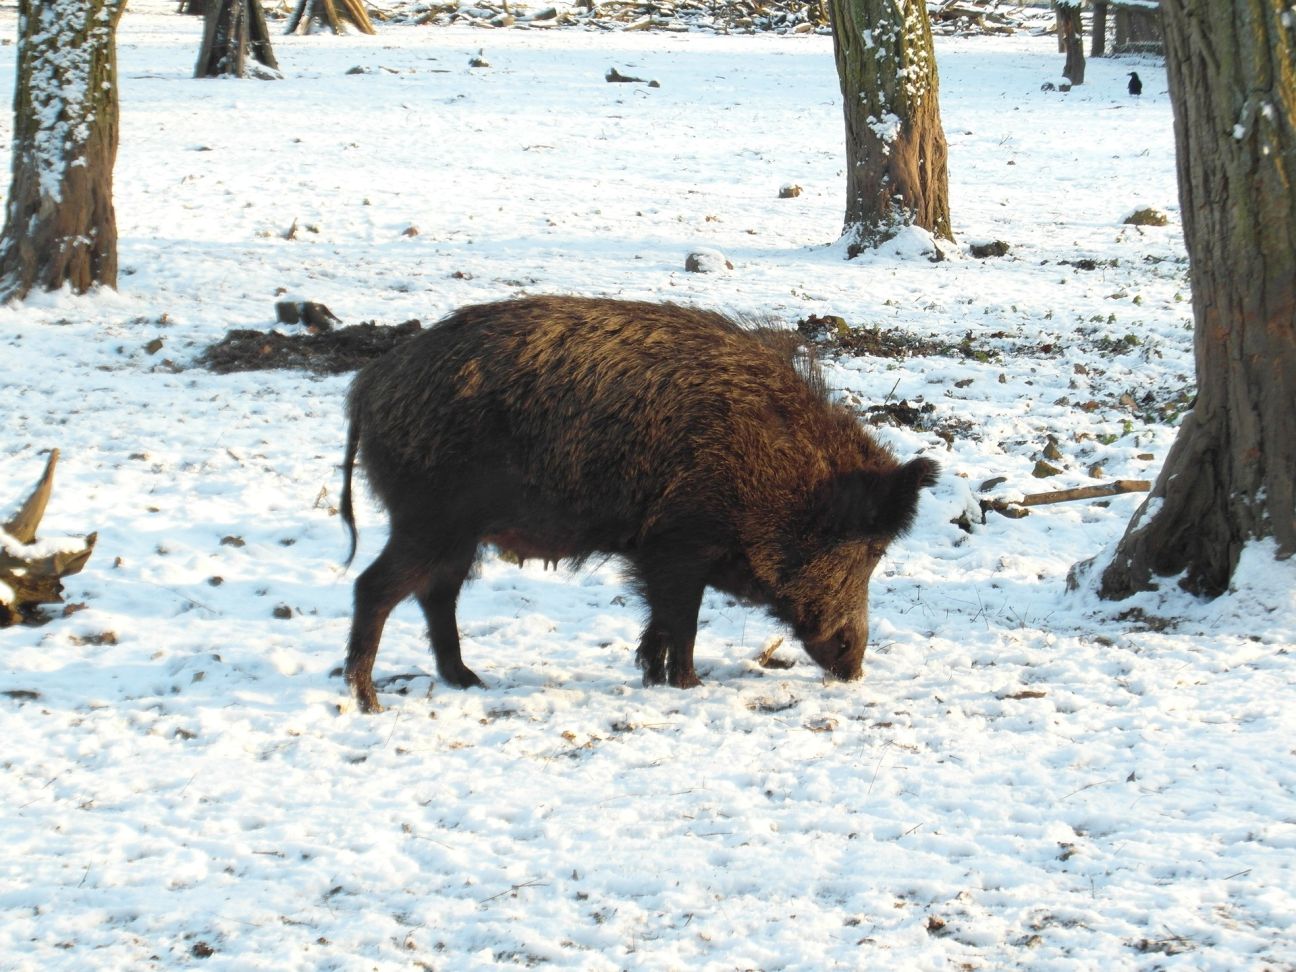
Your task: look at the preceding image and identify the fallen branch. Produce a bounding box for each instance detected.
[982,479,1150,519]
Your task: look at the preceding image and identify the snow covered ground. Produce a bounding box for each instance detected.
[2,3,1294,969]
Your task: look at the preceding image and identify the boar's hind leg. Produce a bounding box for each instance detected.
[415,561,484,690]
[633,560,706,689]
[635,618,669,685]
[345,542,434,714]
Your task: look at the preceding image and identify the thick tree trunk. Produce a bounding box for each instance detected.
[195,0,280,77]
[826,0,952,256]
[0,0,126,303]
[1096,0,1296,599]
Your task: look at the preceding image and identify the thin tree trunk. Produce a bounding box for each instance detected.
[826,0,952,256]
[0,0,127,303]
[1091,1,1108,58]
[1057,2,1085,85]
[1095,0,1296,598]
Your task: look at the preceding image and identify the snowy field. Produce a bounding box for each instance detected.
[2,3,1295,969]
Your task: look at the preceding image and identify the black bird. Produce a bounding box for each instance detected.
[1127,72,1143,96]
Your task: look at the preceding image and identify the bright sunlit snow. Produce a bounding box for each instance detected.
[2,3,1293,969]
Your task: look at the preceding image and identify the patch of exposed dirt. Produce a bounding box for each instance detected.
[201,320,422,374]
[798,316,994,362]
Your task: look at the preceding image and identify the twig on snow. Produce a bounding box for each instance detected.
[481,878,549,903]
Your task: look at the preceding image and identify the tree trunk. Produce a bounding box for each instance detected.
[0,0,127,303]
[1057,2,1085,85]
[826,0,952,256]
[285,0,377,35]
[195,0,280,78]
[1091,1,1108,58]
[1095,0,1296,599]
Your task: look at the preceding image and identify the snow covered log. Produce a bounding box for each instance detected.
[0,451,96,626]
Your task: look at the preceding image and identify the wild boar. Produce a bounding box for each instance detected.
[340,295,937,712]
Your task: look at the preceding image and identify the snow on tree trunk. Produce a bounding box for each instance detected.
[1092,0,1296,599]
[827,0,952,256]
[0,0,126,303]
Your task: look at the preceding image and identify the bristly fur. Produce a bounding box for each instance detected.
[340,295,938,712]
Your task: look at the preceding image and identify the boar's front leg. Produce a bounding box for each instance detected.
[633,555,706,689]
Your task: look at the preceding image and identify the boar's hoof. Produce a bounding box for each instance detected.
[668,669,702,689]
[442,666,485,690]
[828,665,864,683]
[349,681,385,715]
[635,648,668,686]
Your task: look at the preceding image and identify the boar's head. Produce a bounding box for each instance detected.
[780,456,939,681]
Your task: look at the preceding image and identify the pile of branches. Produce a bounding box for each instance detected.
[392,0,1038,36]
[928,0,1040,37]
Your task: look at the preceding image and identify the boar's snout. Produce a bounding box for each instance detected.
[802,622,868,682]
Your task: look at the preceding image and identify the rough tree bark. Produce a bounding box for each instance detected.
[195,0,280,78]
[826,0,952,256]
[0,0,127,303]
[1093,0,1296,599]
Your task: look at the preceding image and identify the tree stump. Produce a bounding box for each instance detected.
[1,451,96,626]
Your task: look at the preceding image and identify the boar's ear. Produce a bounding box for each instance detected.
[829,457,940,540]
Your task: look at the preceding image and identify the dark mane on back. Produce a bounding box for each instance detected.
[733,314,829,404]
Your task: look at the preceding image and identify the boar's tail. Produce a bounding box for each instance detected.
[340,406,361,568]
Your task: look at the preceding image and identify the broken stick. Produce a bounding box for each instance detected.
[982,479,1150,519]
[1017,479,1150,506]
